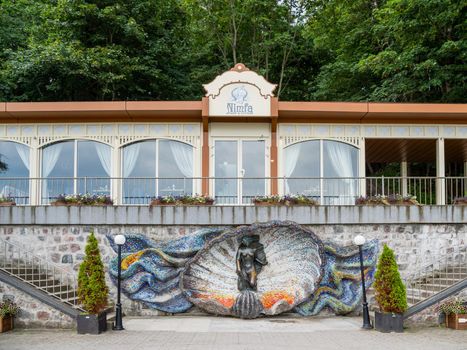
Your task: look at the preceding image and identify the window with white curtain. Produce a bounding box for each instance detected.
[284,140,358,204]
[0,141,30,204]
[41,140,111,203]
[122,139,193,204]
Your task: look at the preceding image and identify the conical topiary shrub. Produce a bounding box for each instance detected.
[78,232,108,314]
[374,244,408,314]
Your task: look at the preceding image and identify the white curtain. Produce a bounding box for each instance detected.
[284,143,302,193]
[326,141,357,204]
[42,143,64,202]
[169,141,193,178]
[94,142,111,176]
[123,143,141,177]
[15,143,30,171]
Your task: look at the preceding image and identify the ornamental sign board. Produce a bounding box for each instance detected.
[204,64,277,117]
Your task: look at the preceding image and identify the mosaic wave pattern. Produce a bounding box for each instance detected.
[107,228,223,313]
[294,239,379,316]
[107,221,378,317]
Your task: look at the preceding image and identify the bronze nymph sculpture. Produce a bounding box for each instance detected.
[235,235,268,291]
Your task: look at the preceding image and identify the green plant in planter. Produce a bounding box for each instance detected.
[0,300,19,318]
[78,232,109,314]
[436,298,467,315]
[374,244,408,314]
[0,300,19,332]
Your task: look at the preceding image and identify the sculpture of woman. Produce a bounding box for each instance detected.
[236,235,268,291]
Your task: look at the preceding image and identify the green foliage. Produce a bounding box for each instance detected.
[436,298,467,315]
[78,232,108,314]
[307,0,466,102]
[0,300,20,318]
[0,1,464,102]
[374,244,408,313]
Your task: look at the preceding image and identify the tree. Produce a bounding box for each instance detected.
[307,0,466,102]
[78,232,108,314]
[182,0,317,99]
[374,244,408,314]
[0,0,193,101]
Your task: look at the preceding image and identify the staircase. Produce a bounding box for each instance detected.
[0,238,84,318]
[403,250,467,319]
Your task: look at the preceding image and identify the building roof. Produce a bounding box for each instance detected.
[0,100,466,124]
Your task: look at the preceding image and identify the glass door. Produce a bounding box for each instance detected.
[214,140,266,204]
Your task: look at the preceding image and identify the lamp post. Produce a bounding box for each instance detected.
[113,234,126,331]
[353,234,372,329]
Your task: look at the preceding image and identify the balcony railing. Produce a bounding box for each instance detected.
[0,176,465,206]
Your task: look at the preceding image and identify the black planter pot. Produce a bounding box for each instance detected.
[375,311,404,333]
[77,311,107,334]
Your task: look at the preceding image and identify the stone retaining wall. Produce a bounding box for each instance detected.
[0,205,466,328]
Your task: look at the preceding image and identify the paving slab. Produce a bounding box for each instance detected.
[0,316,465,350]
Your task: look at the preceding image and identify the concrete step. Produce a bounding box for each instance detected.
[27,278,61,287]
[53,290,78,300]
[1,267,40,274]
[408,283,458,292]
[406,288,438,299]
[44,285,75,293]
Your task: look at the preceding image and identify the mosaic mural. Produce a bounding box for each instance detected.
[108,221,378,318]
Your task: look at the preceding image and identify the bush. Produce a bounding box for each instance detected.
[374,244,408,314]
[78,232,109,314]
[436,298,467,315]
[0,300,19,318]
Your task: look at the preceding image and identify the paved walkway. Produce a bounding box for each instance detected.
[1,316,466,350]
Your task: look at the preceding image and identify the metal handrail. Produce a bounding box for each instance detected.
[0,237,81,310]
[1,176,465,205]
[403,246,467,306]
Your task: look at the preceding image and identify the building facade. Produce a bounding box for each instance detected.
[1,63,466,206]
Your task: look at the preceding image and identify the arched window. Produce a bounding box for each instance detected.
[284,140,358,204]
[41,140,111,203]
[122,139,194,204]
[0,141,30,204]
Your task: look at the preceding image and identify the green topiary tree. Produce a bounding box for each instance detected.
[78,232,108,314]
[374,244,408,314]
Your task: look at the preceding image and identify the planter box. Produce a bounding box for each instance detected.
[375,311,404,333]
[0,202,16,207]
[446,313,467,330]
[0,316,13,333]
[50,202,112,207]
[253,202,318,207]
[77,311,107,335]
[150,200,214,206]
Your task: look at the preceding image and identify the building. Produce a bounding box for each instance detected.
[1,63,466,206]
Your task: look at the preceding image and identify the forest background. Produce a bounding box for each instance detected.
[0,0,465,103]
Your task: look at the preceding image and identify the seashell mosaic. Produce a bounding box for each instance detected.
[107,221,378,318]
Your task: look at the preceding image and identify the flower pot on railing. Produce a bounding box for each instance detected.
[150,195,214,206]
[355,195,420,206]
[253,195,319,206]
[50,194,113,206]
[0,195,15,206]
[453,197,467,206]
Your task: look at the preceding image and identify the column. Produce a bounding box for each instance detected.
[270,98,279,195]
[464,161,467,197]
[401,161,408,196]
[201,98,210,195]
[29,139,40,205]
[358,138,366,198]
[436,138,446,205]
[111,137,121,205]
